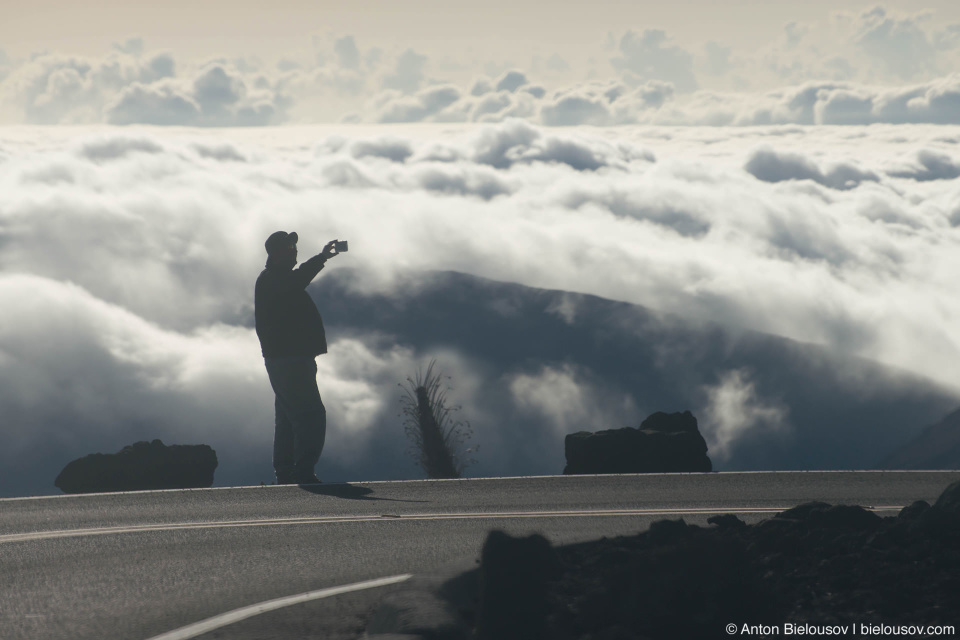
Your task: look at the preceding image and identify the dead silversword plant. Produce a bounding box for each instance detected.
[399,360,477,479]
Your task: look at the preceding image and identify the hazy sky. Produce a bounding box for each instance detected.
[5,1,960,124]
[7,0,960,59]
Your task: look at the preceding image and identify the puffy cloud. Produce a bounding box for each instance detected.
[467,118,649,171]
[369,79,544,124]
[644,76,960,126]
[470,78,493,96]
[0,272,433,496]
[0,50,285,126]
[5,122,960,495]
[113,37,145,57]
[374,84,462,123]
[357,71,960,128]
[105,81,202,125]
[853,6,939,80]
[539,80,673,126]
[701,369,790,461]
[0,273,272,495]
[509,363,639,435]
[7,27,960,128]
[413,164,514,200]
[106,63,286,126]
[611,29,698,92]
[873,75,960,124]
[495,70,529,93]
[367,77,675,127]
[350,136,414,162]
[540,93,613,126]
[0,52,169,123]
[693,7,960,91]
[886,149,960,181]
[382,49,427,94]
[744,146,880,190]
[702,42,734,77]
[334,35,362,71]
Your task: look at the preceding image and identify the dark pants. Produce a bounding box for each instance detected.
[264,357,327,481]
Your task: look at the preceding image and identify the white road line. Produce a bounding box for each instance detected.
[142,573,412,640]
[0,506,905,544]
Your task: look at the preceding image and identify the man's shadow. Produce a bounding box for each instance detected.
[298,482,426,503]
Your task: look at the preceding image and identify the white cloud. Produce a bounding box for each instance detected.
[333,36,362,71]
[0,51,286,126]
[382,49,428,94]
[853,6,940,80]
[700,369,790,461]
[6,24,960,127]
[744,146,880,190]
[0,274,273,484]
[0,51,172,123]
[611,29,698,92]
[5,122,960,494]
[495,70,529,93]
[355,73,960,127]
[643,76,960,126]
[539,80,673,126]
[105,80,203,125]
[374,84,462,123]
[886,149,960,181]
[509,363,639,435]
[106,63,287,126]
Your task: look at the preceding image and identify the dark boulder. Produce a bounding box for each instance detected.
[912,480,960,540]
[563,411,712,474]
[54,439,217,494]
[543,521,779,639]
[897,500,931,521]
[476,530,560,640]
[385,481,960,639]
[707,513,748,530]
[776,502,883,531]
[933,480,960,515]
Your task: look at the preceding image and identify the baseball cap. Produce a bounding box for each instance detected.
[265,231,298,255]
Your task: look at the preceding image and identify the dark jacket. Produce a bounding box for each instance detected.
[255,254,328,358]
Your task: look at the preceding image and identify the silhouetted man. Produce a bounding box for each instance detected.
[255,231,342,485]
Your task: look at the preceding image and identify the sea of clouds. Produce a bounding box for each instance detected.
[4,5,960,129]
[3,120,960,495]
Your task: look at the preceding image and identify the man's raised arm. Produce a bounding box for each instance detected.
[292,239,340,288]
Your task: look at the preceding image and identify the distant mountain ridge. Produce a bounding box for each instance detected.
[879,407,960,470]
[311,269,960,472]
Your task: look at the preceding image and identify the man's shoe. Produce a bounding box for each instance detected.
[275,473,296,485]
[295,473,322,485]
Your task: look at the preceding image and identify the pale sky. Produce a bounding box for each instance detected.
[4,0,960,125]
[4,0,960,59]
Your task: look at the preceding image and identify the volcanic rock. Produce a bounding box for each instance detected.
[54,439,217,494]
[465,481,960,640]
[933,480,960,515]
[563,410,712,474]
[476,530,560,640]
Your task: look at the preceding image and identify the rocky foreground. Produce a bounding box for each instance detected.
[469,481,960,640]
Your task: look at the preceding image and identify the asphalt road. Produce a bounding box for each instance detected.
[2,471,959,640]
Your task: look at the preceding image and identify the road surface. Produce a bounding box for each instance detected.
[2,471,958,640]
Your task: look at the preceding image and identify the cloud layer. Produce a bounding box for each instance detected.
[4,121,960,495]
[6,5,960,127]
